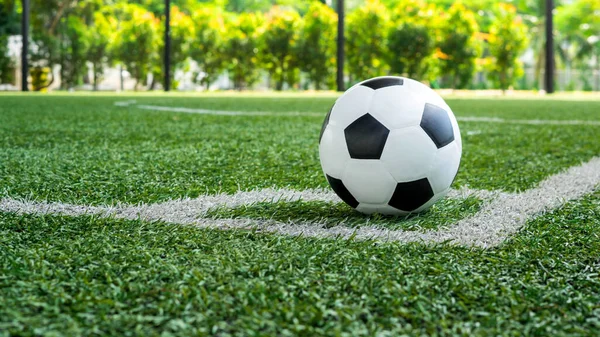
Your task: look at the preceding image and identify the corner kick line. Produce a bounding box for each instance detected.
[1,157,599,248]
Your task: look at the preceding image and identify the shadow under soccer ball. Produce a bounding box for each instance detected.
[319,76,462,216]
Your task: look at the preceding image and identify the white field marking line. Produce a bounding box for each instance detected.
[114,100,138,107]
[0,186,496,224]
[113,100,322,117]
[114,101,600,126]
[457,116,600,126]
[2,158,599,248]
[190,157,599,248]
[1,155,592,250]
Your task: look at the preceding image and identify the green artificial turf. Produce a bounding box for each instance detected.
[0,94,599,205]
[1,93,600,336]
[206,196,483,231]
[1,191,599,336]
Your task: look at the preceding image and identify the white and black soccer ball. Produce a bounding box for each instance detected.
[319,76,462,215]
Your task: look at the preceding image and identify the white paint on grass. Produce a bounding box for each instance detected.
[114,100,138,107]
[115,101,322,117]
[0,187,486,225]
[2,158,599,248]
[457,116,600,126]
[114,101,600,126]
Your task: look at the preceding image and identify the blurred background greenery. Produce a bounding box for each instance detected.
[0,0,598,92]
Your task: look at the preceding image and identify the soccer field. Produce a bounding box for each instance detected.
[1,93,600,336]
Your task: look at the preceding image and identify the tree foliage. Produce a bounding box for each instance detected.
[59,16,90,89]
[487,3,528,92]
[346,0,390,83]
[4,0,567,91]
[296,2,337,90]
[84,10,112,90]
[164,5,194,88]
[0,35,14,84]
[437,2,481,89]
[260,6,301,90]
[189,6,226,89]
[386,0,438,81]
[222,12,264,90]
[112,4,161,89]
[0,1,18,84]
[556,0,600,62]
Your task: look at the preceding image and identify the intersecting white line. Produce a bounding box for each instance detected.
[114,101,600,126]
[2,157,599,248]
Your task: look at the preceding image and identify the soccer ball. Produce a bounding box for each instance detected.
[319,76,462,215]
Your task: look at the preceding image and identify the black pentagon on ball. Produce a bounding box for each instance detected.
[326,175,359,208]
[420,103,454,149]
[388,178,434,212]
[319,104,334,143]
[344,113,390,159]
[361,77,404,90]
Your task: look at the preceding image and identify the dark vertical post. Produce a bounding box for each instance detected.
[21,0,29,91]
[544,0,554,94]
[164,0,171,91]
[336,0,345,92]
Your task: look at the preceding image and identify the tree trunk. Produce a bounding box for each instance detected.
[596,50,600,91]
[119,65,124,91]
[149,75,156,90]
[276,59,286,91]
[48,0,71,35]
[452,70,457,91]
[534,45,545,89]
[92,63,98,91]
[59,39,66,90]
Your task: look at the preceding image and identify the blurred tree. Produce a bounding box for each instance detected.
[25,0,74,90]
[437,2,480,89]
[224,0,314,14]
[222,12,264,90]
[487,3,528,93]
[10,0,103,90]
[169,6,193,68]
[0,36,14,84]
[556,0,600,90]
[387,23,433,80]
[0,1,19,84]
[189,6,226,90]
[84,10,111,90]
[260,6,301,90]
[296,2,337,90]
[346,0,390,83]
[112,4,161,89]
[0,1,19,34]
[510,0,565,89]
[125,0,204,15]
[156,5,193,89]
[59,16,89,89]
[386,0,438,81]
[383,0,495,31]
